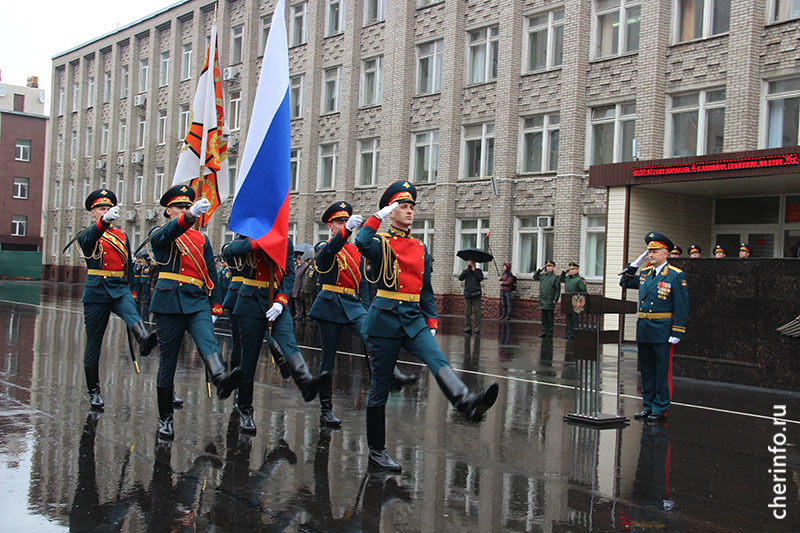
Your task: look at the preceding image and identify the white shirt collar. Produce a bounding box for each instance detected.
[653,262,667,275]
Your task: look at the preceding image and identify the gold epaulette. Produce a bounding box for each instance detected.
[377,232,391,238]
[668,265,684,274]
[640,265,653,271]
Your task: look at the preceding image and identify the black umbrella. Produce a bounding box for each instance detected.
[457,248,493,263]
[293,243,313,254]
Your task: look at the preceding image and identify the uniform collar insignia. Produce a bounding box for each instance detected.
[388,225,411,238]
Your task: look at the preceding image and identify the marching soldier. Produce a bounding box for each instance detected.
[220,236,246,379]
[534,260,560,338]
[133,258,144,311]
[77,189,157,410]
[148,185,240,439]
[738,242,752,258]
[222,234,328,434]
[688,244,702,258]
[309,201,417,429]
[559,261,587,340]
[620,231,689,423]
[355,181,498,472]
[140,254,154,320]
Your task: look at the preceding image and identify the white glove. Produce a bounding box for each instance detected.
[189,198,212,217]
[668,336,680,344]
[212,315,218,324]
[375,202,399,221]
[102,205,121,223]
[430,329,436,337]
[345,214,363,232]
[266,301,284,321]
[631,249,649,268]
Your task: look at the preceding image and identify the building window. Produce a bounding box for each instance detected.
[361,56,383,107]
[179,104,190,139]
[65,226,72,256]
[136,115,146,149]
[83,177,90,199]
[590,102,636,165]
[514,216,554,275]
[417,39,443,95]
[68,179,75,206]
[318,143,338,190]
[154,167,164,200]
[100,124,109,155]
[456,219,490,272]
[85,127,93,157]
[159,51,170,86]
[157,110,167,145]
[121,65,129,98]
[315,222,330,244]
[230,24,244,65]
[15,140,31,162]
[57,134,64,162]
[227,156,238,197]
[770,0,800,22]
[521,114,560,173]
[260,14,273,54]
[291,2,308,47]
[670,89,725,157]
[72,81,79,111]
[290,75,304,119]
[325,0,344,37]
[13,177,29,199]
[593,1,640,59]
[468,25,499,84]
[139,59,149,93]
[525,9,564,72]
[418,0,443,7]
[322,66,341,113]
[463,123,495,178]
[52,227,58,256]
[116,173,124,204]
[581,215,606,280]
[103,72,111,103]
[229,91,241,131]
[118,120,127,152]
[290,148,301,191]
[70,131,77,160]
[181,44,192,80]
[766,77,800,148]
[58,87,64,115]
[87,76,95,108]
[412,219,435,256]
[134,175,144,203]
[357,138,380,187]
[54,181,61,207]
[675,0,730,43]
[364,0,385,26]
[412,130,439,183]
[11,216,27,237]
[287,222,297,244]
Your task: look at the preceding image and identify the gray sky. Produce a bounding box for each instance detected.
[0,0,180,103]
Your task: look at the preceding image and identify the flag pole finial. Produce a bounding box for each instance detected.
[213,2,218,22]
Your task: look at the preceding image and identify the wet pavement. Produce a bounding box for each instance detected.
[1,280,799,532]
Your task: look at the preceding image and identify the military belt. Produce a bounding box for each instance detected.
[376,289,420,303]
[240,278,279,289]
[637,312,673,319]
[159,272,205,288]
[322,284,357,296]
[87,269,125,278]
[231,276,246,283]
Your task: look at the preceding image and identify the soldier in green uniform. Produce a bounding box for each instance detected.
[688,244,702,258]
[559,261,587,340]
[140,255,154,321]
[534,260,560,338]
[669,245,682,258]
[738,243,752,258]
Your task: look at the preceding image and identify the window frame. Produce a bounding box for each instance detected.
[118,119,127,152]
[138,58,149,93]
[467,24,500,85]
[325,0,345,37]
[116,173,124,205]
[317,143,338,190]
[290,75,304,119]
[154,167,164,200]
[512,216,555,277]
[667,88,726,157]
[455,218,491,273]
[11,215,27,237]
[763,76,800,149]
[524,8,565,73]
[769,0,800,23]
[229,91,242,131]
[157,110,167,145]
[15,140,31,162]
[591,0,641,60]
[673,0,730,43]
[179,104,190,139]
[356,138,381,187]
[322,66,341,114]
[520,113,560,173]
[363,0,385,26]
[416,39,444,95]
[290,2,308,47]
[260,14,273,55]
[85,127,93,157]
[103,71,111,103]
[230,24,244,65]
[121,65,129,98]
[87,76,95,108]
[580,214,606,281]
[360,56,384,107]
[13,177,29,199]
[159,51,170,86]
[411,130,440,183]
[136,115,146,149]
[588,101,636,165]
[290,148,302,192]
[181,43,192,80]
[461,122,496,179]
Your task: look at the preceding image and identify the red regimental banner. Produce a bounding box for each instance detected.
[632,153,799,177]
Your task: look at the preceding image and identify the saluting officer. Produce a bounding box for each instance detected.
[559,261,587,340]
[355,181,498,472]
[77,189,158,410]
[309,201,417,429]
[148,185,240,439]
[620,231,689,423]
[534,260,560,338]
[223,234,328,434]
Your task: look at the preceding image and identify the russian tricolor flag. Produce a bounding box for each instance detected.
[229,0,290,269]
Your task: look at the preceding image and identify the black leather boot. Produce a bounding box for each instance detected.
[204,352,241,399]
[267,338,291,378]
[366,405,401,472]
[319,383,341,428]
[435,366,499,422]
[131,320,158,357]
[157,386,174,439]
[172,390,184,408]
[85,366,104,410]
[286,354,330,402]
[390,367,418,392]
[238,381,256,434]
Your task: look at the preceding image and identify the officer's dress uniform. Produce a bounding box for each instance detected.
[133,260,143,307]
[149,185,240,438]
[534,262,561,337]
[140,260,153,320]
[220,238,246,372]
[560,262,587,339]
[620,232,688,421]
[355,180,498,472]
[223,236,327,433]
[78,189,157,410]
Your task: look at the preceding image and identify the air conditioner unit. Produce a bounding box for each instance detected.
[134,94,146,107]
[131,152,144,164]
[228,138,239,151]
[116,155,125,166]
[222,67,238,81]
[145,209,156,221]
[537,216,553,228]
[95,159,106,169]
[125,210,137,222]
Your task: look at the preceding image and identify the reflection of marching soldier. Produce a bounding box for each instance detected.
[148,186,240,439]
[310,201,417,429]
[223,234,328,434]
[560,261,587,340]
[355,181,499,472]
[77,189,157,410]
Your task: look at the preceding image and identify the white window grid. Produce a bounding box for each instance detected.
[65,226,72,256]
[592,0,641,60]
[116,174,124,205]
[318,143,338,190]
[769,0,800,22]
[70,131,77,160]
[581,214,606,280]
[418,0,443,7]
[181,44,192,80]
[160,51,170,86]
[133,175,143,204]
[462,122,495,178]
[260,14,273,55]
[673,0,730,43]
[287,222,298,244]
[356,138,380,187]
[136,116,146,149]
[315,222,330,245]
[118,120,127,152]
[520,113,560,173]
[512,216,555,276]
[231,24,244,64]
[121,66,129,98]
[325,0,344,37]
[229,91,241,131]
[72,81,79,111]
[157,111,167,145]
[322,66,341,113]
[363,0,385,26]
[68,179,75,206]
[87,77,95,108]
[764,77,800,148]
[57,134,63,162]
[668,88,726,157]
[54,181,61,207]
[51,227,58,256]
[228,156,238,197]
[290,2,308,47]
[417,39,443,95]
[85,127,93,157]
[360,56,383,107]
[179,105,190,139]
[13,177,29,199]
[468,25,499,85]
[101,124,109,154]
[11,216,27,237]
[290,75,304,119]
[589,101,636,165]
[412,219,435,257]
[83,177,90,199]
[290,148,302,191]
[15,140,31,162]
[524,9,564,73]
[411,130,439,183]
[455,218,490,273]
[103,72,111,102]
[154,168,164,200]
[58,87,64,115]
[139,59,148,93]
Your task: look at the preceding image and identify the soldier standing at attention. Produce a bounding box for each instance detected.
[309,201,417,429]
[534,260,560,338]
[620,231,688,423]
[148,185,241,439]
[669,246,682,258]
[77,189,158,410]
[559,262,587,340]
[688,245,702,258]
[738,243,752,258]
[713,245,727,258]
[356,181,499,472]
